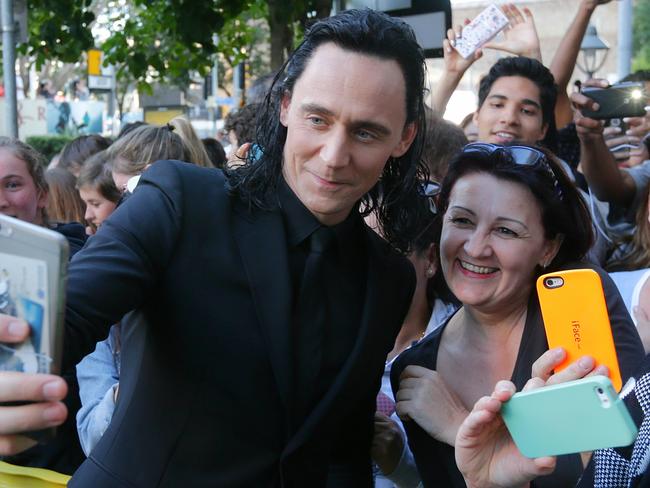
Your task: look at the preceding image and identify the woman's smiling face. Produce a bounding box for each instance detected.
[0,148,46,225]
[440,172,559,314]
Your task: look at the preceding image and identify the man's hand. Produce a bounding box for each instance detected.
[443,23,483,76]
[603,127,645,167]
[456,380,556,488]
[0,315,68,455]
[433,22,481,115]
[571,79,609,142]
[396,365,468,446]
[371,412,405,475]
[484,4,542,61]
[624,110,650,140]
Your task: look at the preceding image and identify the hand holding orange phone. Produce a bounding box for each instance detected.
[537,269,622,391]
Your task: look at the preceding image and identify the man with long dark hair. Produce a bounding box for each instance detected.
[0,8,430,487]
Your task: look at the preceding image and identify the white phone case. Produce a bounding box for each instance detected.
[453,4,509,59]
[0,215,68,374]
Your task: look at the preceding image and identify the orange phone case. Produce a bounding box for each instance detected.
[536,269,622,391]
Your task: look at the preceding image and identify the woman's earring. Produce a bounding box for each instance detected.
[425,267,435,278]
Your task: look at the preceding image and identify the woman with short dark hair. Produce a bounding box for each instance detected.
[391,143,644,487]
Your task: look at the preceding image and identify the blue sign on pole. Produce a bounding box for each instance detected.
[216,97,235,106]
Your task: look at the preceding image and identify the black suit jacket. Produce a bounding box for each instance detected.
[63,161,415,487]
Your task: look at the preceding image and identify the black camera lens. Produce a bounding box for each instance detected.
[597,387,604,394]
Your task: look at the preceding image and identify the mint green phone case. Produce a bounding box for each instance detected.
[501,376,637,458]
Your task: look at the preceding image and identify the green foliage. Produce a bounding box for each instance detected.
[22,0,95,68]
[26,135,74,162]
[100,0,261,91]
[267,0,332,69]
[218,0,268,68]
[21,0,332,97]
[633,0,650,71]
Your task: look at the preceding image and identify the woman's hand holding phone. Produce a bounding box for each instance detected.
[531,348,609,386]
[0,314,67,455]
[456,352,611,488]
[455,380,556,488]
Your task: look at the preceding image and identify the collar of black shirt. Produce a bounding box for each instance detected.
[277,177,365,265]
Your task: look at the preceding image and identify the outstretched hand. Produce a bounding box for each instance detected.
[455,381,556,488]
[457,350,609,488]
[484,4,542,61]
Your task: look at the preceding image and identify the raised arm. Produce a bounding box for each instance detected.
[433,4,543,117]
[571,81,637,205]
[431,24,483,117]
[550,0,613,128]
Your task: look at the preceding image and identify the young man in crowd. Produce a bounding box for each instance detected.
[0,8,430,487]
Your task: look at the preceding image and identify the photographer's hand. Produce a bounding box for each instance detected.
[571,79,609,141]
[624,109,650,139]
[603,126,643,167]
[0,315,68,455]
[572,78,637,206]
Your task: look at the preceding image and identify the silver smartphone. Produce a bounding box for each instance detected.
[0,215,68,375]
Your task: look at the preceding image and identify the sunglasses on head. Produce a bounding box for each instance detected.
[422,180,440,215]
[461,143,564,201]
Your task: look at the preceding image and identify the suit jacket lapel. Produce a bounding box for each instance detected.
[284,227,395,456]
[233,202,293,411]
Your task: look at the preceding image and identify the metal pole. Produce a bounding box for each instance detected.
[211,64,218,103]
[110,69,118,135]
[1,0,18,138]
[211,34,219,134]
[233,62,245,108]
[618,0,633,80]
[107,84,115,135]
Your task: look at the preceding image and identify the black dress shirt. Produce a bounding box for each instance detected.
[278,180,367,425]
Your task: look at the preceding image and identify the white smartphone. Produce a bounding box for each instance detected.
[0,215,68,375]
[453,4,509,59]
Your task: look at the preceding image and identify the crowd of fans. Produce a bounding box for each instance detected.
[0,2,649,487]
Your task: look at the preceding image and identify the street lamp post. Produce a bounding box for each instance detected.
[1,0,18,138]
[577,24,610,80]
